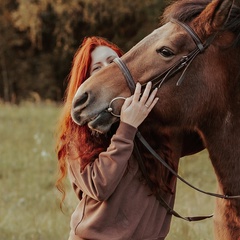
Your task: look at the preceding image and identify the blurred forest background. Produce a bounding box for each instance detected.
[0,0,169,104]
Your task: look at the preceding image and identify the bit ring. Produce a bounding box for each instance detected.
[107,97,126,117]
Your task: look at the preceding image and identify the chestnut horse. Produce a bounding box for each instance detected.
[71,0,240,239]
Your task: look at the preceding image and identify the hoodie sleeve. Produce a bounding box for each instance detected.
[68,121,137,201]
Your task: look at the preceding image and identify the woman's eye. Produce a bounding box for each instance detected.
[156,47,175,57]
[93,66,101,72]
[108,58,115,64]
[90,66,101,75]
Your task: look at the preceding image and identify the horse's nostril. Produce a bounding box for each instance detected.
[73,92,88,109]
[71,110,82,125]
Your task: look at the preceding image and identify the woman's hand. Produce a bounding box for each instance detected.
[120,82,159,128]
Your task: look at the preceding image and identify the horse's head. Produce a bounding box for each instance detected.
[72,0,239,133]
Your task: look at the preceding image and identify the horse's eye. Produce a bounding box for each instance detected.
[156,47,175,57]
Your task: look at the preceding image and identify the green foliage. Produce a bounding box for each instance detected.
[0,103,216,239]
[0,0,168,103]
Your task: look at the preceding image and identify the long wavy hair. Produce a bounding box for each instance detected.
[55,36,123,206]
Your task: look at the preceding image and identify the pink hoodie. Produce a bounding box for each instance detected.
[67,122,175,240]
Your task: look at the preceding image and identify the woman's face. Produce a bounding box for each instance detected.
[90,46,118,76]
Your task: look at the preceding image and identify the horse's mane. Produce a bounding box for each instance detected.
[161,0,240,46]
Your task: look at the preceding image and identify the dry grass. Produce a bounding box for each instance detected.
[166,150,216,240]
[0,103,216,240]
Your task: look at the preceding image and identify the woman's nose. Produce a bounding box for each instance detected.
[103,62,109,67]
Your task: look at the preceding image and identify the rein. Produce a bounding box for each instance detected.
[108,19,240,221]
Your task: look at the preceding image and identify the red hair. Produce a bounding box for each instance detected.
[55,36,123,206]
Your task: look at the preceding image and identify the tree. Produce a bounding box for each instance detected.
[0,0,19,102]
[0,0,168,102]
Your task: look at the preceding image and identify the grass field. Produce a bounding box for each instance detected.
[0,103,217,240]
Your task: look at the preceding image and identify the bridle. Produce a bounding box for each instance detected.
[112,19,217,96]
[108,19,240,221]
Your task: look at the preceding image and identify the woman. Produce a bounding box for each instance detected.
[56,36,176,240]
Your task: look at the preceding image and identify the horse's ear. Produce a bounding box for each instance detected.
[194,0,233,37]
[210,0,233,29]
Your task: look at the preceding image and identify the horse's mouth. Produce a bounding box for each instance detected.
[88,113,101,125]
[87,111,118,134]
[72,108,118,134]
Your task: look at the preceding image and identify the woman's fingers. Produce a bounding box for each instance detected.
[132,82,141,102]
[137,81,158,109]
[144,87,158,109]
[121,95,133,110]
[147,96,159,112]
[120,82,159,128]
[139,82,152,104]
[132,81,158,109]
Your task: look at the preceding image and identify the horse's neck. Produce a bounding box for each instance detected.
[206,134,240,239]
[140,118,184,159]
[201,113,240,195]
[198,113,240,240]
